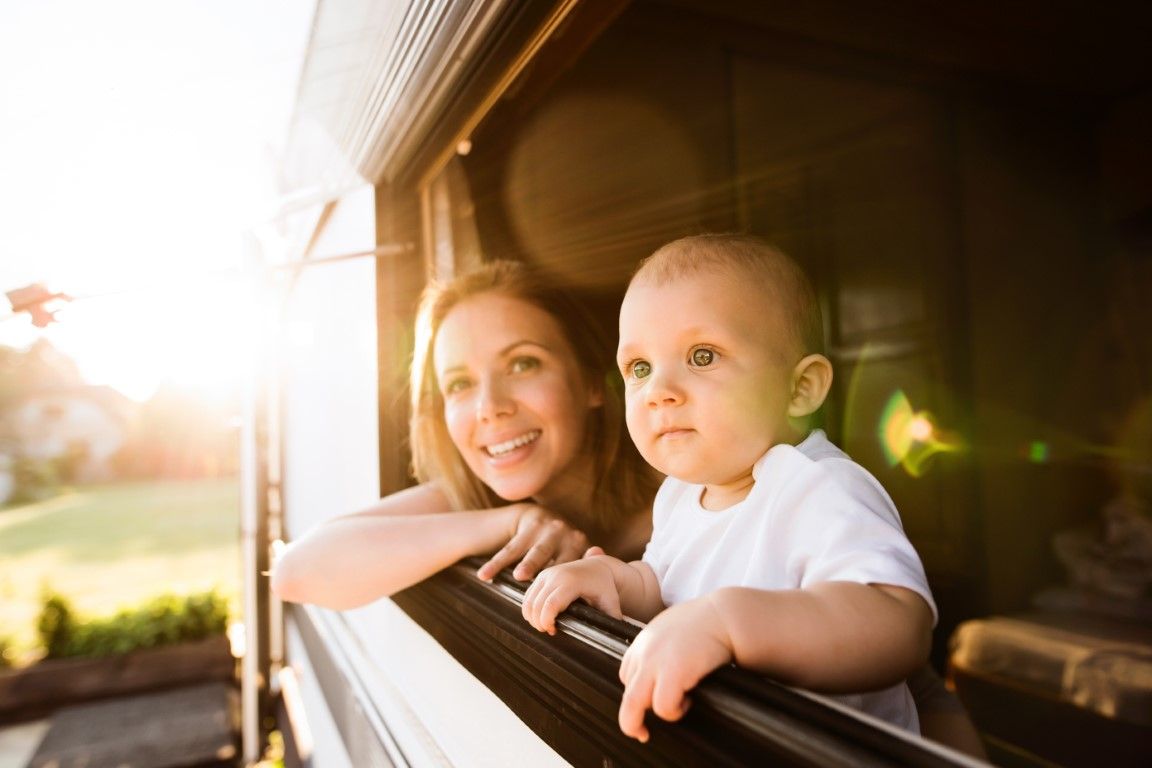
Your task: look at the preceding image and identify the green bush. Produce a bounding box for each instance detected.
[36,592,74,658]
[9,454,61,505]
[37,589,229,660]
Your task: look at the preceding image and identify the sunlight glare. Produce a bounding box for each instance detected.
[0,0,315,404]
[39,272,252,403]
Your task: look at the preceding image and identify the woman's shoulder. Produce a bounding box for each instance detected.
[605,505,655,561]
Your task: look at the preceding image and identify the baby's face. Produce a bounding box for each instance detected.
[618,271,801,508]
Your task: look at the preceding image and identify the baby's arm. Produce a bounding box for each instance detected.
[522,554,664,634]
[714,582,932,688]
[617,582,933,742]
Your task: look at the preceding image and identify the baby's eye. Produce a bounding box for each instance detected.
[509,355,540,374]
[690,347,715,367]
[629,360,652,380]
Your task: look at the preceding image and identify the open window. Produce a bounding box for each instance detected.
[270,2,1152,766]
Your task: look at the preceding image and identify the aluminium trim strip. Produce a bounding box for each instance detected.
[288,603,410,768]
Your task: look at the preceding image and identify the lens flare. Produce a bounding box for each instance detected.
[879,390,963,477]
[879,390,916,466]
[1027,441,1050,463]
[909,415,934,442]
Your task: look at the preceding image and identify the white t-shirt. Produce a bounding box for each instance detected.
[641,429,936,733]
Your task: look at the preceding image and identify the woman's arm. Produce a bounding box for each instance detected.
[271,483,515,609]
[271,482,606,610]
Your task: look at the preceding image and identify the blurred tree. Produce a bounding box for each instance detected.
[0,339,83,414]
[113,381,239,480]
[0,342,123,502]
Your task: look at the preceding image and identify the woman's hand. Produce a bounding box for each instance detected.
[476,503,590,582]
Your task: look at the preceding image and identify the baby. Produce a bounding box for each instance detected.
[522,234,936,741]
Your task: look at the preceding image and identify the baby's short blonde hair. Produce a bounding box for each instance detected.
[632,233,824,359]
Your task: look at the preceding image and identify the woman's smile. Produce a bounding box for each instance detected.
[484,429,542,459]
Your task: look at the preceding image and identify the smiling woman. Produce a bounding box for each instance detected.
[272,260,660,610]
[408,260,660,542]
[432,291,604,522]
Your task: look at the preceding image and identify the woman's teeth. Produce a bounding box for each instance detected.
[486,430,541,457]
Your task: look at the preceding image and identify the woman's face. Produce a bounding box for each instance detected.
[433,292,603,511]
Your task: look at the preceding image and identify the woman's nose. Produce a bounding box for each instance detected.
[475,378,515,421]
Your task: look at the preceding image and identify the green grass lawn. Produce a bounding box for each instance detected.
[0,478,240,662]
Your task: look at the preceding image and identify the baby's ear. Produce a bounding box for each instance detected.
[787,354,833,418]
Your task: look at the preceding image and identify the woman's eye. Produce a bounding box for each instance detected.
[443,378,471,396]
[630,360,652,379]
[690,348,715,367]
[509,356,540,374]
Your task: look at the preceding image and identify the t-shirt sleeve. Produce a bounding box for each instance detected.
[776,460,938,624]
[641,476,679,578]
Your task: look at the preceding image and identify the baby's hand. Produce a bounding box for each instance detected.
[521,556,623,634]
[617,596,734,743]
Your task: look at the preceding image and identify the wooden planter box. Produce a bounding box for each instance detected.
[0,635,235,723]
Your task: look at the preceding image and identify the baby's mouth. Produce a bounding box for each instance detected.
[485,429,542,457]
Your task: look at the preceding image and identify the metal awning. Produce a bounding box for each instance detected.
[279,0,581,213]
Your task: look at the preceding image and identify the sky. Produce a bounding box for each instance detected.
[0,0,316,401]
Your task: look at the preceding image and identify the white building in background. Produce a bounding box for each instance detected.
[10,385,136,483]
